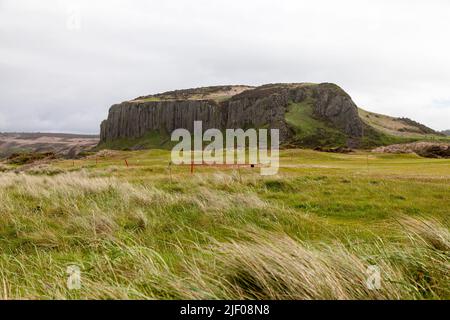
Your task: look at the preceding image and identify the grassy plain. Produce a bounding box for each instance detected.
[0,149,448,299]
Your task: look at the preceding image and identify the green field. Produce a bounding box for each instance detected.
[0,149,449,299]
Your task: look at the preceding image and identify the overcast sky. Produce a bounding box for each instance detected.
[1,0,449,133]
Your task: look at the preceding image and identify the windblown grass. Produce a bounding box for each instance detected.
[0,149,449,299]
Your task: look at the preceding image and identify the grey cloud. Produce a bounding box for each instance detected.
[1,0,449,133]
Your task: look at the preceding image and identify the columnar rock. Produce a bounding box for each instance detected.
[100,83,364,145]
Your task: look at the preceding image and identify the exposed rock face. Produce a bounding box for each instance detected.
[311,83,364,137]
[100,83,364,145]
[101,100,224,140]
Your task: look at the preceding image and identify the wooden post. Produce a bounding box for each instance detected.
[366,154,369,174]
[190,162,194,174]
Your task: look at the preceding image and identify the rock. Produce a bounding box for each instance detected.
[312,84,364,137]
[99,83,364,145]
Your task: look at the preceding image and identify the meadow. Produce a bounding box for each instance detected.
[0,149,449,299]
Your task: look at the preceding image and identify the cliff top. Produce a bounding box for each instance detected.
[130,83,333,103]
[132,85,255,103]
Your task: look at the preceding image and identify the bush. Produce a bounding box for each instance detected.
[7,152,57,165]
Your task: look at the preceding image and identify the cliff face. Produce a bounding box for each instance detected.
[100,83,364,145]
[100,100,224,141]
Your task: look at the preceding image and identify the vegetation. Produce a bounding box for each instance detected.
[284,102,448,149]
[0,149,448,299]
[285,101,347,147]
[359,108,450,143]
[6,152,57,165]
[132,85,254,103]
[358,125,416,149]
[284,101,405,148]
[96,131,174,151]
[132,97,163,102]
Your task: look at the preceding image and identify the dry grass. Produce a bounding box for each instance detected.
[399,216,450,252]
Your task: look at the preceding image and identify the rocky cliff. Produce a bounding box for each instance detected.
[100,83,364,147]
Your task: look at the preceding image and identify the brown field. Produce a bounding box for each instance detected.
[0,133,99,158]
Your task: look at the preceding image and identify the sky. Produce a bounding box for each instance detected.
[0,0,449,134]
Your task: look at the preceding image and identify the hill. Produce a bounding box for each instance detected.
[358,108,444,138]
[99,83,447,150]
[0,132,99,158]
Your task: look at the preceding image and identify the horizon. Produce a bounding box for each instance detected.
[1,81,449,135]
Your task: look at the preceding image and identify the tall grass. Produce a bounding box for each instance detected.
[167,222,449,300]
[0,165,448,299]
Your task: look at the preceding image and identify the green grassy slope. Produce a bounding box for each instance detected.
[285,100,348,147]
[284,100,420,148]
[96,131,175,151]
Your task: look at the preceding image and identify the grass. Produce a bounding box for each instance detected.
[285,101,347,147]
[132,97,164,102]
[359,125,416,149]
[0,149,449,299]
[284,101,414,148]
[96,131,174,151]
[359,108,450,143]
[284,101,448,149]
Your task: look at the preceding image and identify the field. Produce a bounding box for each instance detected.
[0,149,449,299]
[0,133,99,158]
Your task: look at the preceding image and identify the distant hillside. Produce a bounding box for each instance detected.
[358,109,443,138]
[99,83,448,150]
[0,132,99,158]
[440,130,450,136]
